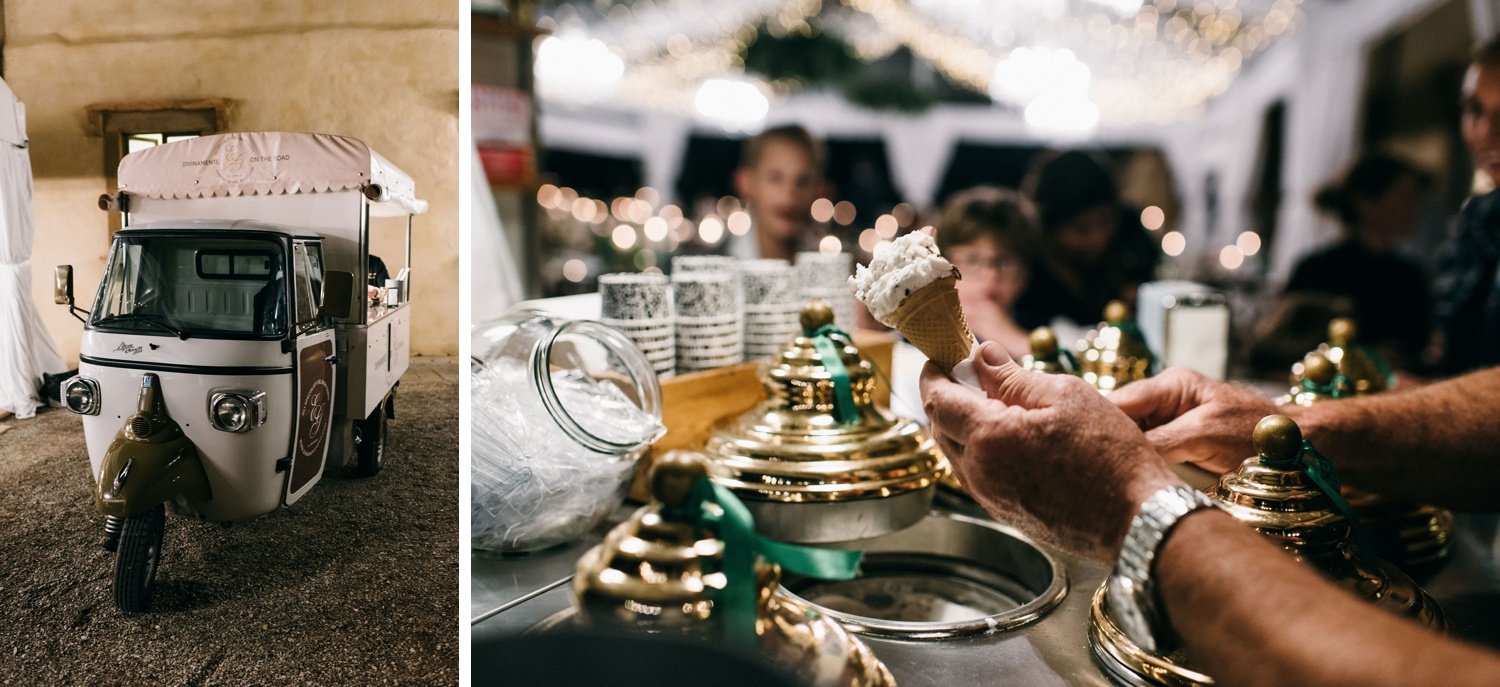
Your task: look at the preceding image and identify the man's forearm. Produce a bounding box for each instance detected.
[1156,509,1500,686]
[1293,365,1500,508]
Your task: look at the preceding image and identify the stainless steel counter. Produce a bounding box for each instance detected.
[473,501,1500,686]
[473,502,1107,687]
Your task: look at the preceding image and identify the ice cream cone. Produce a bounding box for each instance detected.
[886,276,975,372]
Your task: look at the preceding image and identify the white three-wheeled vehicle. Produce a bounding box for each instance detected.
[54,132,426,611]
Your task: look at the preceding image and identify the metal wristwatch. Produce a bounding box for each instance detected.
[1106,484,1222,654]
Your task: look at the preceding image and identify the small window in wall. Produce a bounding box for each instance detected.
[86,98,228,241]
[126,132,200,155]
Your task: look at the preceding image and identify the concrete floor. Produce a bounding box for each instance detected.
[0,357,459,685]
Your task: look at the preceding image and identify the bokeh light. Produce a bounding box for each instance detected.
[833,201,857,225]
[643,217,669,242]
[726,210,752,236]
[1162,231,1186,256]
[1220,245,1244,270]
[699,216,725,244]
[811,198,835,223]
[612,225,638,250]
[1236,231,1262,256]
[1141,206,1165,231]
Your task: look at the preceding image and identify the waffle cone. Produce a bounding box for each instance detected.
[886,276,974,372]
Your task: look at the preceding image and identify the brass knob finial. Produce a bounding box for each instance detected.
[1253,415,1303,463]
[1030,327,1059,359]
[1328,318,1358,346]
[800,299,835,333]
[1303,352,1336,385]
[650,452,709,507]
[1103,300,1130,323]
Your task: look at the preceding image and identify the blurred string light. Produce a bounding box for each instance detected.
[811,198,835,222]
[695,78,771,130]
[612,225,638,250]
[726,210,753,235]
[534,32,624,103]
[1161,230,1186,256]
[1236,231,1262,255]
[699,216,726,244]
[1219,244,1244,269]
[644,217,670,242]
[562,258,589,283]
[874,214,898,239]
[1141,205,1165,230]
[533,0,1304,126]
[832,201,857,225]
[819,235,843,254]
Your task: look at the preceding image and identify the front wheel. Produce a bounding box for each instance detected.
[113,504,165,612]
[354,406,388,477]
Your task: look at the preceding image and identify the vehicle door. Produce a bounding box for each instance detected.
[285,240,335,504]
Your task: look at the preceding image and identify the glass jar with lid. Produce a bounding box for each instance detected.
[471,310,665,553]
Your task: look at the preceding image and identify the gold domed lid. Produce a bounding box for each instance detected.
[1079,300,1154,394]
[1020,327,1070,374]
[573,454,735,634]
[1308,318,1386,393]
[572,453,898,686]
[703,303,946,511]
[1210,416,1445,628]
[1281,351,1349,407]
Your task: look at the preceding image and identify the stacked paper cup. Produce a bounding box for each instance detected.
[672,270,743,372]
[796,251,857,332]
[742,259,801,359]
[598,273,675,379]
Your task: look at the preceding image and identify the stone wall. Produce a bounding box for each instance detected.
[10,1,460,363]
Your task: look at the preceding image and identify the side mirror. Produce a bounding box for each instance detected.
[54,265,74,306]
[319,270,355,320]
[56,265,88,323]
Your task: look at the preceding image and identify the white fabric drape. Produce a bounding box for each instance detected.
[471,142,524,323]
[0,140,65,419]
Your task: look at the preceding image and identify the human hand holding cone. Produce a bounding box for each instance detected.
[851,232,977,375]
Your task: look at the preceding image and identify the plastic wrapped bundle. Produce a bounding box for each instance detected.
[471,356,665,553]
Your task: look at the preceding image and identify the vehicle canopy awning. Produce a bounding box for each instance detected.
[116,132,428,217]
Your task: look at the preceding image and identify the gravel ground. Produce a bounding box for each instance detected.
[0,357,459,685]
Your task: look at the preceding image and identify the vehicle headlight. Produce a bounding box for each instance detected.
[62,377,101,415]
[209,391,266,432]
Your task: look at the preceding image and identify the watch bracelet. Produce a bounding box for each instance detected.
[1114,484,1222,654]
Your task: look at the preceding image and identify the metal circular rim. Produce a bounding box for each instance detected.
[531,319,663,455]
[778,511,1070,639]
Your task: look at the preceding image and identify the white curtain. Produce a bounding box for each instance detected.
[0,140,66,419]
[470,142,525,324]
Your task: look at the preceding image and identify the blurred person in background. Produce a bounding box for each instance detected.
[1284,153,1431,366]
[934,187,1040,360]
[1015,150,1160,329]
[727,124,827,262]
[1437,35,1500,375]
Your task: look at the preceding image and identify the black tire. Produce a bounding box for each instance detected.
[354,406,388,477]
[113,504,164,612]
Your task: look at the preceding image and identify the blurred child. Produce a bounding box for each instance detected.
[728,125,827,262]
[935,187,1040,360]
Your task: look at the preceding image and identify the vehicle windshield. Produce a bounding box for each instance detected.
[91,234,288,339]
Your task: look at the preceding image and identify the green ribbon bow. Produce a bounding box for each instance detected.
[807,323,860,425]
[1300,374,1352,399]
[1355,343,1399,390]
[1259,439,1377,575]
[661,478,864,652]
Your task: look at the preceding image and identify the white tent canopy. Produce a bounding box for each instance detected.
[0,76,66,419]
[117,131,429,217]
